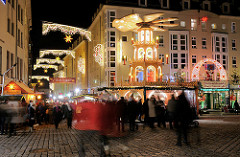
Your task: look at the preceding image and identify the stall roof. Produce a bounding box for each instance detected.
[3,81,34,94]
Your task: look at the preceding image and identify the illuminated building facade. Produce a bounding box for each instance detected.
[0,0,32,88]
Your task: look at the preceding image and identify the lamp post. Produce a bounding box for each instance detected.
[1,63,17,96]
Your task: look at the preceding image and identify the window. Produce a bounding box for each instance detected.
[232,57,236,68]
[21,32,23,48]
[215,36,220,52]
[0,46,2,74]
[222,24,226,30]
[20,59,23,80]
[11,0,14,8]
[108,71,115,86]
[192,37,196,49]
[211,24,217,29]
[171,34,178,50]
[202,56,207,59]
[18,5,20,21]
[231,22,236,33]
[171,53,187,69]
[180,21,186,27]
[204,3,209,10]
[21,8,23,24]
[10,53,14,78]
[201,21,206,30]
[146,47,153,59]
[7,18,10,33]
[139,0,147,7]
[171,33,188,51]
[158,35,164,47]
[171,53,178,69]
[202,38,207,49]
[17,29,20,46]
[108,51,115,67]
[180,35,187,50]
[162,0,169,8]
[108,31,115,47]
[7,51,9,77]
[191,19,197,30]
[108,10,115,28]
[222,37,226,52]
[122,36,127,42]
[159,54,164,65]
[192,55,196,67]
[222,55,227,69]
[215,54,220,63]
[17,57,19,79]
[11,22,14,36]
[183,0,190,10]
[232,39,236,50]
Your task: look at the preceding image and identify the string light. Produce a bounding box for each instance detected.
[93,44,104,66]
[33,64,58,71]
[42,22,91,41]
[78,57,85,74]
[31,76,50,81]
[39,50,75,58]
[36,58,65,66]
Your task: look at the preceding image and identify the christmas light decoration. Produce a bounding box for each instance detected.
[64,35,73,43]
[192,58,227,81]
[33,64,58,71]
[201,16,208,22]
[36,58,65,66]
[78,57,85,74]
[40,50,75,58]
[42,22,91,41]
[31,76,50,81]
[93,44,104,66]
[44,69,48,73]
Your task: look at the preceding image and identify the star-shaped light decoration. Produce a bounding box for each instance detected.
[64,35,73,43]
[44,69,48,73]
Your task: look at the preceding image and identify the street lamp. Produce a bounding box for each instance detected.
[1,63,17,96]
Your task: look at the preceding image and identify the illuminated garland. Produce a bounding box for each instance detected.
[78,57,85,74]
[93,44,104,66]
[36,58,65,66]
[42,22,91,41]
[33,64,58,71]
[31,76,50,81]
[40,50,75,58]
[192,58,227,81]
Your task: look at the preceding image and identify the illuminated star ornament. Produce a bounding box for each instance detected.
[64,35,73,43]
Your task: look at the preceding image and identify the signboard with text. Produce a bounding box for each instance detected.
[49,78,76,84]
[200,81,228,89]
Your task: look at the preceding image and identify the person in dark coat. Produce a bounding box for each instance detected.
[27,100,35,132]
[53,103,62,129]
[116,97,127,132]
[127,95,138,131]
[65,103,73,128]
[36,102,44,125]
[234,100,239,115]
[175,92,192,146]
[156,99,166,128]
[148,95,157,129]
[167,94,177,129]
[143,98,149,127]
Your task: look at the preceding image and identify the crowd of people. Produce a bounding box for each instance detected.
[0,100,73,137]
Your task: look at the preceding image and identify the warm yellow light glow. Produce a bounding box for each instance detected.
[9,85,14,89]
[64,35,73,43]
[37,95,42,100]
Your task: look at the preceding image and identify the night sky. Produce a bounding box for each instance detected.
[31,0,102,59]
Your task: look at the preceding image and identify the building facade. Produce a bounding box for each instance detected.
[0,0,32,88]
[85,0,240,109]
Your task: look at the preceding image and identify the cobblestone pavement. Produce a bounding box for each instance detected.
[0,115,240,157]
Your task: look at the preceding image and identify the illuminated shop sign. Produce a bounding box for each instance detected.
[1,0,6,5]
[201,88,229,92]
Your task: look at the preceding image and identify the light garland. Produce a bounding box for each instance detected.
[93,44,104,66]
[36,58,65,66]
[192,58,227,81]
[78,57,85,74]
[31,76,50,81]
[40,50,75,58]
[33,64,58,71]
[42,22,91,41]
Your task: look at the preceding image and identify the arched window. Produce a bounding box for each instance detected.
[147,66,156,82]
[146,30,150,42]
[135,66,144,82]
[138,48,145,60]
[146,47,153,59]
